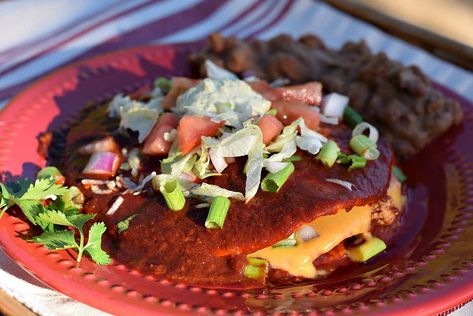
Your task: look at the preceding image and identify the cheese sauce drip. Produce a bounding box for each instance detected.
[250,177,403,278]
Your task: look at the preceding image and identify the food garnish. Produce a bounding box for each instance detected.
[0,173,110,265]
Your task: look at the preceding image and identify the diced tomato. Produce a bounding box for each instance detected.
[177,115,223,154]
[248,80,280,101]
[271,100,320,130]
[143,113,179,155]
[258,115,284,145]
[273,82,322,105]
[129,84,152,100]
[162,77,199,110]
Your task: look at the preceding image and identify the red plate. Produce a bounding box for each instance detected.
[0,43,473,315]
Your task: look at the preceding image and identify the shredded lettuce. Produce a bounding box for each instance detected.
[263,141,297,174]
[193,143,220,179]
[175,79,271,128]
[205,60,238,80]
[152,174,197,194]
[296,119,327,155]
[265,119,299,153]
[190,183,244,201]
[108,94,163,143]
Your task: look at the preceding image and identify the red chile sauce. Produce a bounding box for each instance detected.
[54,104,394,288]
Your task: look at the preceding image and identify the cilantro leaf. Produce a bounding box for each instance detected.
[20,178,68,201]
[33,230,78,250]
[15,200,44,224]
[0,183,10,209]
[1,175,111,266]
[36,210,75,227]
[117,214,138,233]
[83,222,112,265]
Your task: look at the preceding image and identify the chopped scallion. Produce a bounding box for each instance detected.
[393,166,407,183]
[349,135,379,160]
[343,105,363,127]
[159,179,186,211]
[348,155,367,171]
[266,109,278,116]
[316,140,340,167]
[346,237,386,262]
[154,77,171,94]
[205,196,230,229]
[272,233,297,248]
[244,257,268,280]
[283,155,302,162]
[261,162,295,193]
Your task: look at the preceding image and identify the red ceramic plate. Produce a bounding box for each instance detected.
[0,43,473,315]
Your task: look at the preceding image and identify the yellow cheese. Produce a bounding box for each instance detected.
[249,175,403,279]
[387,175,405,210]
[250,205,371,278]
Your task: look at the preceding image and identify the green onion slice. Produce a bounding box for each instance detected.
[346,237,386,262]
[343,105,363,127]
[159,179,186,211]
[244,257,268,280]
[205,196,230,229]
[393,166,407,183]
[349,135,379,160]
[272,233,297,248]
[154,77,172,94]
[261,162,295,193]
[283,155,302,162]
[348,155,367,171]
[316,140,340,167]
[266,108,278,116]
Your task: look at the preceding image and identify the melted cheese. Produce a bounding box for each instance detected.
[249,176,403,278]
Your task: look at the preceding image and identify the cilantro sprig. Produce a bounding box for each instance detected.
[0,174,111,265]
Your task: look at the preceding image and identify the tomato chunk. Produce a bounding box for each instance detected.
[258,115,283,145]
[129,83,152,100]
[178,115,223,154]
[143,113,179,155]
[248,80,280,101]
[273,82,322,105]
[271,100,320,130]
[162,77,199,110]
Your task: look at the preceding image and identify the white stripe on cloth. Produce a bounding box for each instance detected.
[0,0,150,73]
[0,269,110,316]
[237,0,289,38]
[0,0,204,91]
[155,0,260,44]
[221,0,276,36]
[256,0,473,101]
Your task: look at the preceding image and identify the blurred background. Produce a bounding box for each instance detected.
[360,0,473,47]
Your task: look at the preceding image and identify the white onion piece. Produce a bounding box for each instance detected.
[106,196,124,216]
[81,179,109,185]
[90,185,113,195]
[320,114,339,125]
[352,122,379,144]
[83,152,120,178]
[126,171,156,194]
[209,148,228,173]
[321,93,349,118]
[326,178,354,191]
[205,59,238,80]
[78,136,118,155]
[296,225,319,241]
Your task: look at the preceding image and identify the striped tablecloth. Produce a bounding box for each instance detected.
[0,0,472,315]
